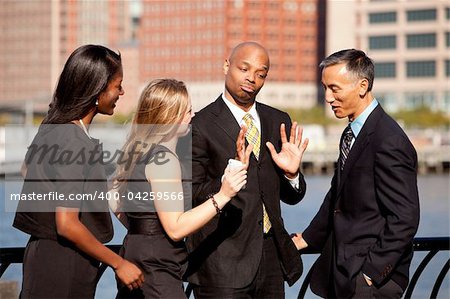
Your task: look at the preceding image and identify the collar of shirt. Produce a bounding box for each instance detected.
[221,93,261,131]
[349,99,378,138]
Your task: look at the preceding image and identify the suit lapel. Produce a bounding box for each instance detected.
[209,96,241,144]
[337,105,384,197]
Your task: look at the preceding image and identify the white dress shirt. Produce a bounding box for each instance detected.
[221,93,300,189]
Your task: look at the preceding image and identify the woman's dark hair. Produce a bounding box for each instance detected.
[42,44,122,124]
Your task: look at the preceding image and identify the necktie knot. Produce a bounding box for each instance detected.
[343,125,354,143]
[243,113,253,127]
[242,114,260,159]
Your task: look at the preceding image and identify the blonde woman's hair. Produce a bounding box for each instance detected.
[114,79,189,193]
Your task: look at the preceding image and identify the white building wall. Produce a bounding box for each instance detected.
[327,0,450,115]
[186,82,316,112]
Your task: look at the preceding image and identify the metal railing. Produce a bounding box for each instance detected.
[296,237,449,299]
[1,237,448,298]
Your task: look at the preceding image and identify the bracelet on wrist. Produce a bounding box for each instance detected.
[211,196,222,214]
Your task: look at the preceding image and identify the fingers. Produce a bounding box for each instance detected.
[125,276,143,290]
[243,144,253,169]
[300,138,309,154]
[280,123,288,143]
[265,141,277,159]
[293,124,310,157]
[289,122,308,150]
[236,125,251,163]
[290,233,301,250]
[290,122,297,145]
[241,124,248,136]
[227,168,247,182]
[127,273,144,290]
[235,177,247,191]
[128,281,139,290]
[235,127,246,160]
[232,171,247,186]
[116,259,144,291]
[294,124,302,147]
[136,273,144,287]
[224,168,247,193]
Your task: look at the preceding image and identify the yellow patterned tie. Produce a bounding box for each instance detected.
[242,113,272,233]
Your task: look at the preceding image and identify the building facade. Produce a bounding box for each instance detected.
[0,0,131,113]
[139,0,323,111]
[327,0,450,114]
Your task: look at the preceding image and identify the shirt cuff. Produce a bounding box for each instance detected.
[363,273,372,281]
[285,173,299,189]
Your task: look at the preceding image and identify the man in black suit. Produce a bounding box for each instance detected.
[186,41,309,298]
[292,49,420,299]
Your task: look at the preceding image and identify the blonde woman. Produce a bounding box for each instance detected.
[113,79,248,298]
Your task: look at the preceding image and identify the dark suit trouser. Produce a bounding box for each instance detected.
[193,234,284,299]
[20,237,99,299]
[352,272,403,299]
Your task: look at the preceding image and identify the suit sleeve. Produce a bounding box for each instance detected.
[302,176,336,250]
[279,114,306,205]
[191,121,222,206]
[280,172,306,205]
[361,134,420,285]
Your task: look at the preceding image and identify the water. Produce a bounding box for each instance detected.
[1,175,449,298]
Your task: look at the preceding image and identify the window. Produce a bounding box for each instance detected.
[369,12,396,23]
[447,7,450,19]
[443,91,450,113]
[369,35,396,49]
[446,60,450,77]
[406,61,436,77]
[283,1,298,11]
[268,2,279,9]
[374,62,396,78]
[407,33,436,48]
[446,32,450,47]
[404,92,435,109]
[248,1,261,9]
[407,9,436,21]
[376,93,398,112]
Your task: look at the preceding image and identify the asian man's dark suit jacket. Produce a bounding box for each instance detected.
[302,105,420,298]
[185,96,305,288]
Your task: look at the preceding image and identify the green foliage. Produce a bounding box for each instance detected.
[392,106,450,128]
[0,114,10,125]
[110,112,133,125]
[283,106,339,126]
[281,105,450,128]
[92,112,133,125]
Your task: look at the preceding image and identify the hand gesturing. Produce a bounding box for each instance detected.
[266,122,308,178]
[235,125,253,169]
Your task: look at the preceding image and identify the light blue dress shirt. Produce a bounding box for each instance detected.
[349,99,379,148]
